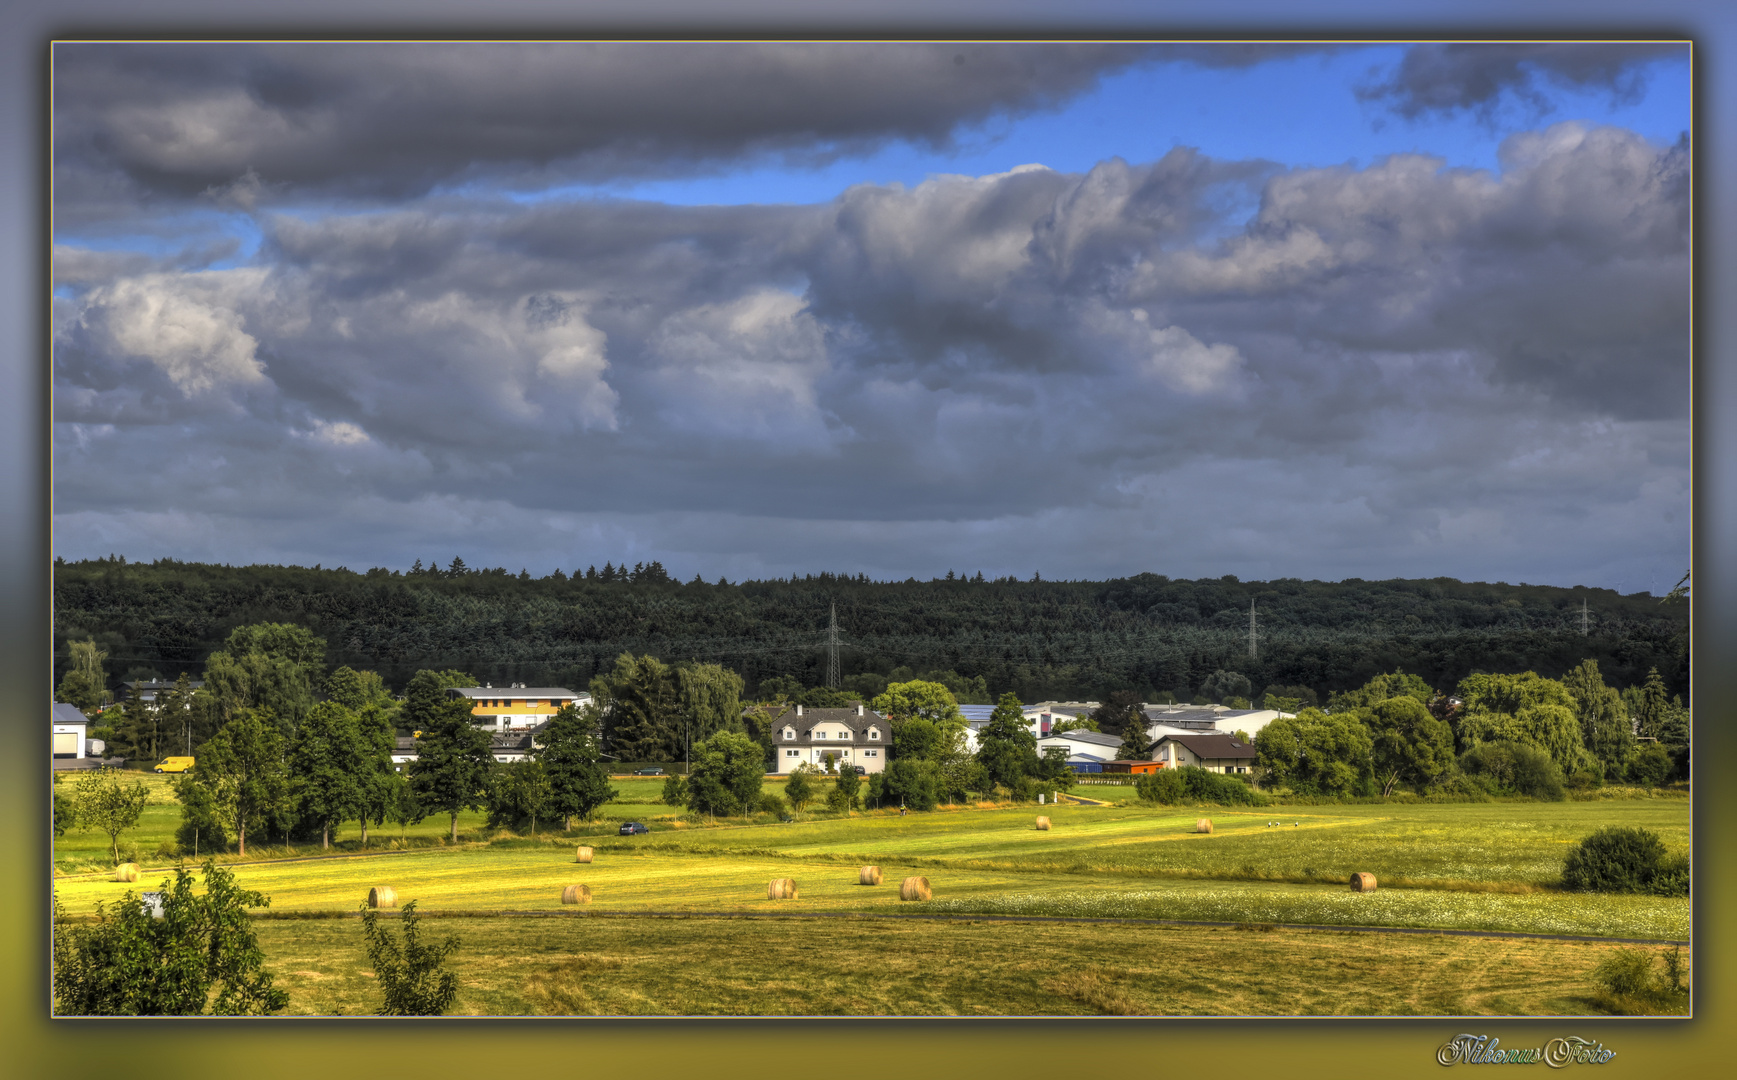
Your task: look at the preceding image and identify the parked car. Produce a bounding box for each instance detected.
[618,822,650,835]
[633,768,665,776]
[850,765,867,775]
[152,756,196,774]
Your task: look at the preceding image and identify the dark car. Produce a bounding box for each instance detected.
[633,768,665,776]
[619,822,650,835]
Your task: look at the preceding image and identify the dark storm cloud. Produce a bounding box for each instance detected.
[1357,42,1686,120]
[53,42,1163,211]
[54,119,1688,588]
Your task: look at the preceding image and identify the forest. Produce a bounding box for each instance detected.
[52,557,1688,704]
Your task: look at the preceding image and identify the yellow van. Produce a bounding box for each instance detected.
[153,757,195,774]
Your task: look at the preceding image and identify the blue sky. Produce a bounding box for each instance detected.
[49,42,1691,591]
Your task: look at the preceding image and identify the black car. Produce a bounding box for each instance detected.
[633,768,665,776]
[619,822,650,835]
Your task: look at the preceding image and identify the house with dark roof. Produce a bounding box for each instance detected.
[1150,732,1258,775]
[762,702,888,775]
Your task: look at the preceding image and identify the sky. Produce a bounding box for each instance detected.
[50,41,1691,591]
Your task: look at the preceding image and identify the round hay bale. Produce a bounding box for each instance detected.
[1195,818,1214,834]
[767,877,799,900]
[899,876,932,902]
[561,884,592,905]
[367,886,397,909]
[1350,872,1377,893]
[1035,815,1051,831]
[575,845,594,863]
[113,863,140,883]
[858,866,882,886]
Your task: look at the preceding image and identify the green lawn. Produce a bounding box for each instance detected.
[249,913,1686,1016]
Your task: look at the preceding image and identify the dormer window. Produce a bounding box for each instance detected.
[783,727,795,740]
[868,728,880,740]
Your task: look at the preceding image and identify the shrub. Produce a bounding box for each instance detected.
[1594,948,1658,997]
[755,791,786,815]
[880,758,940,811]
[1137,767,1268,806]
[360,899,460,1016]
[1459,741,1566,800]
[1562,827,1689,896]
[660,773,688,807]
[1625,744,1672,788]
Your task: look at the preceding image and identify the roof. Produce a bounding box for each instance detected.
[52,702,88,727]
[769,706,888,747]
[1037,730,1122,748]
[1153,732,1257,760]
[448,687,580,699]
[122,679,205,692]
[958,705,997,721]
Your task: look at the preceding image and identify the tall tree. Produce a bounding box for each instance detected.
[288,701,367,849]
[1360,695,1455,796]
[684,730,765,817]
[1561,659,1634,779]
[1454,671,1598,777]
[200,623,328,736]
[409,695,496,842]
[401,669,476,734]
[1091,690,1144,737]
[1114,721,1151,762]
[1253,708,1373,797]
[353,699,401,846]
[595,653,681,762]
[1623,667,1670,741]
[186,707,291,857]
[535,703,616,829]
[675,662,746,759]
[1326,670,1433,712]
[56,638,110,712]
[975,692,1038,790]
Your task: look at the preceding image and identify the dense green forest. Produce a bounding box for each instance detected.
[53,557,1688,704]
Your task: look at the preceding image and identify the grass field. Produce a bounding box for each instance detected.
[51,776,1693,1014]
[246,913,1685,1016]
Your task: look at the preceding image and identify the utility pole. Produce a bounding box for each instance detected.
[826,603,841,689]
[1248,599,1259,662]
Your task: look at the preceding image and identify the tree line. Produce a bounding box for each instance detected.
[54,558,1687,708]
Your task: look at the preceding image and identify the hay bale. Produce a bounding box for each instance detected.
[767,877,799,900]
[367,886,397,909]
[1350,872,1377,893]
[899,876,932,901]
[858,866,882,886]
[1194,818,1214,834]
[575,845,593,863]
[113,863,139,883]
[1035,815,1051,831]
[561,884,592,905]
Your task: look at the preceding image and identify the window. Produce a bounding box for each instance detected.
[783,727,795,740]
[786,749,799,757]
[868,728,880,740]
[864,749,878,757]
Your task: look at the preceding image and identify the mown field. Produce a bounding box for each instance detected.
[247,913,1682,1016]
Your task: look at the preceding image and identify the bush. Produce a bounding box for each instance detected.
[360,899,460,1016]
[660,773,688,806]
[1625,744,1672,788]
[755,791,786,815]
[1594,948,1658,997]
[1137,767,1268,807]
[1562,827,1690,896]
[1459,741,1566,800]
[880,758,940,811]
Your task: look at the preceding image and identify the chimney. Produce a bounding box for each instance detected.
[857,702,864,716]
[796,704,803,716]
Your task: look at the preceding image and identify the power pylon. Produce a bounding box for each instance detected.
[1581,599,1590,636]
[1248,598,1260,661]
[826,602,841,689]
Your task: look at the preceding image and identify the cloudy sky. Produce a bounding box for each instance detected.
[50,41,1690,590]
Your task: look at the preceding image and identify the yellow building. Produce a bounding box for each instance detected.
[446,684,586,731]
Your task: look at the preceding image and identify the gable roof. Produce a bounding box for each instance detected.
[1153,732,1257,760]
[1037,730,1122,748]
[52,702,88,728]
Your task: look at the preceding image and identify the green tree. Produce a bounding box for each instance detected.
[288,700,368,849]
[893,717,943,762]
[74,769,148,865]
[200,623,328,735]
[360,900,460,1016]
[1090,690,1145,736]
[660,772,688,808]
[184,707,292,857]
[1454,671,1597,776]
[1199,670,1251,706]
[1114,720,1151,762]
[879,757,941,811]
[1326,670,1433,712]
[1560,659,1634,780]
[830,759,862,811]
[1253,708,1373,797]
[784,763,819,812]
[1360,695,1455,796]
[353,698,400,846]
[1047,714,1100,735]
[1623,668,1670,742]
[111,687,160,762]
[53,773,78,837]
[536,703,616,828]
[52,862,288,1016]
[56,638,110,711]
[871,680,964,744]
[401,669,477,733]
[676,662,746,752]
[486,758,552,835]
[685,730,766,817]
[409,695,496,842]
[975,692,1037,790]
[595,653,681,761]
[323,665,394,710]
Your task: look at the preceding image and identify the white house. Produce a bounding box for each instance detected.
[1150,732,1259,775]
[51,702,88,761]
[1034,729,1125,765]
[764,703,889,775]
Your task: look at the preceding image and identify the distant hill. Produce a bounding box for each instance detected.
[53,557,1688,703]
